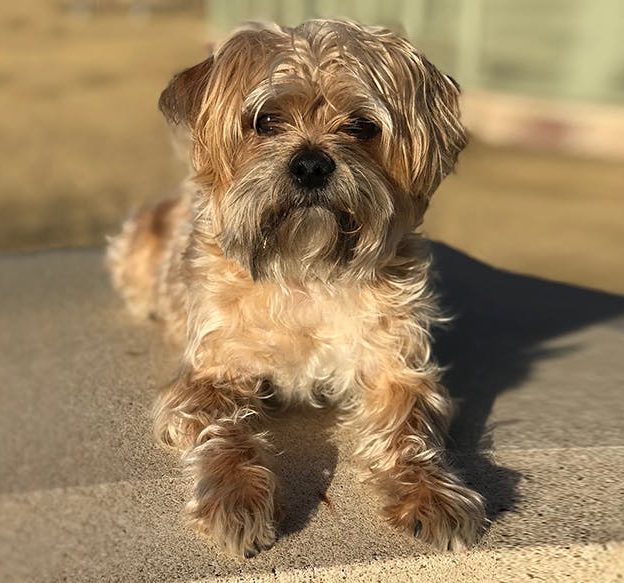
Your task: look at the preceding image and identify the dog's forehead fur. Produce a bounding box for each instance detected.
[217,20,434,134]
[240,22,403,130]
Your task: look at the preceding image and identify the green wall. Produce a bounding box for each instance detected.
[206,0,624,105]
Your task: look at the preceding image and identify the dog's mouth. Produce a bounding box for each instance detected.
[249,199,360,280]
[287,185,333,209]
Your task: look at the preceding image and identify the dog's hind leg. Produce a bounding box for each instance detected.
[106,197,185,320]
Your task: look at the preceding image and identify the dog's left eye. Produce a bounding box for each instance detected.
[341,118,380,140]
[254,113,281,136]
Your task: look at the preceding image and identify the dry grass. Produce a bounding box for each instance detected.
[0,1,206,248]
[2,2,623,293]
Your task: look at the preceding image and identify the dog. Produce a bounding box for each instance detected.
[107,19,486,557]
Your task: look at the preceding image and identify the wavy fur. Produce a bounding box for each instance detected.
[107,19,484,557]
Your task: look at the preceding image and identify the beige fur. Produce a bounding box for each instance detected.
[107,19,485,557]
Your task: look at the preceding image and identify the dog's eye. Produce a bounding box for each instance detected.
[254,113,281,136]
[341,118,380,140]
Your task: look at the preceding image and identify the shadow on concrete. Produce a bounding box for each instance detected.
[258,243,624,537]
[267,407,339,537]
[432,242,624,523]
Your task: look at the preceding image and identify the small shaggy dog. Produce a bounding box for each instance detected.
[107,19,486,557]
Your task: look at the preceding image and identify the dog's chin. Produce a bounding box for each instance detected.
[249,202,358,283]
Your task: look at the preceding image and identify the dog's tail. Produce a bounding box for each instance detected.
[106,197,181,320]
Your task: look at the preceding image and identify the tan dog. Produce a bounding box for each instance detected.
[107,19,486,557]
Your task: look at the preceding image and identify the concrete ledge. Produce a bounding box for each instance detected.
[217,543,624,583]
[1,245,623,582]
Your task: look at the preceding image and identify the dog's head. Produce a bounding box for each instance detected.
[160,20,466,282]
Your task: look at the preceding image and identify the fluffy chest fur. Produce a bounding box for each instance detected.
[108,196,439,406]
[186,270,391,404]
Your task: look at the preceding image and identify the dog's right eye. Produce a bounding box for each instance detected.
[341,118,380,140]
[254,114,281,136]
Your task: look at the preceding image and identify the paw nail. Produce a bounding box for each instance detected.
[414,520,422,537]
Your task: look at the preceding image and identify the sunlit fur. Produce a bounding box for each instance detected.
[107,19,485,557]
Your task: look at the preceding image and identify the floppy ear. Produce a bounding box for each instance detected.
[408,58,467,203]
[158,55,214,128]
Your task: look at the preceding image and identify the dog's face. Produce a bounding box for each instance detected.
[160,20,466,282]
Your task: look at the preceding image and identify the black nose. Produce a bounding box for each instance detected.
[289,148,336,189]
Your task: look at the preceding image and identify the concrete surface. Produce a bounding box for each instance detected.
[1,245,623,582]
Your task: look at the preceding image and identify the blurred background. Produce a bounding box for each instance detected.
[2,0,623,292]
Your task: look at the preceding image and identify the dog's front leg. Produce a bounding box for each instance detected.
[153,371,277,557]
[351,368,486,551]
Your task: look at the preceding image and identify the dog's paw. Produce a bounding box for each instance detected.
[185,463,277,557]
[384,474,487,551]
[190,504,277,558]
